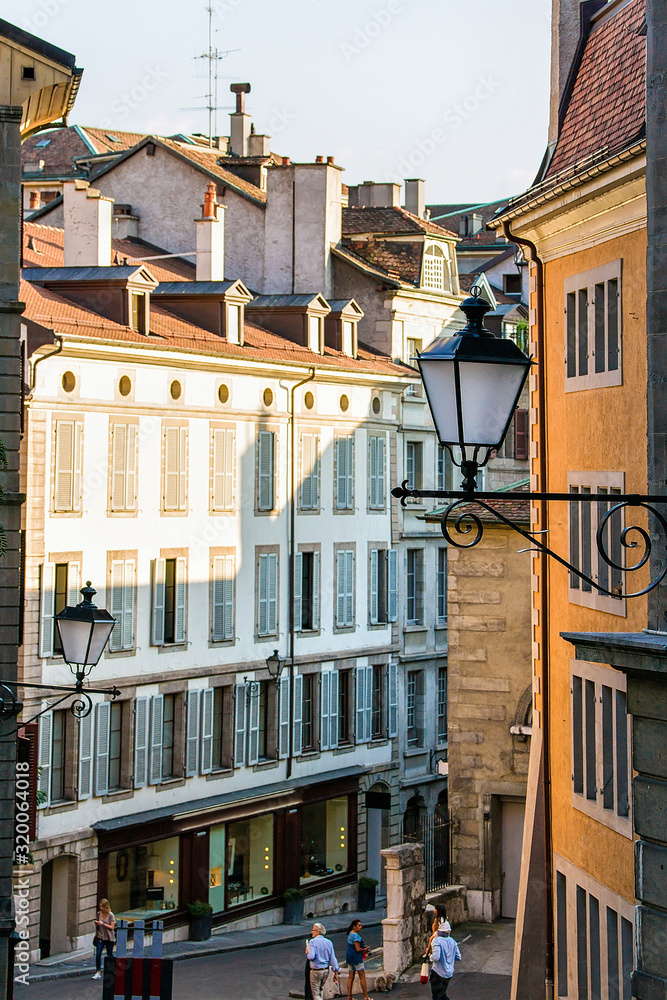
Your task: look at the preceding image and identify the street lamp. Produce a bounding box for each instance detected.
[55,581,116,684]
[265,649,284,683]
[417,287,532,492]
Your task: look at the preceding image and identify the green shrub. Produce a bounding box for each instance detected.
[187,900,213,919]
[358,876,379,889]
[283,887,306,903]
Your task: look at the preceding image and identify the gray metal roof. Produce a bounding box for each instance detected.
[153,281,236,295]
[327,299,357,312]
[247,294,325,309]
[23,266,144,282]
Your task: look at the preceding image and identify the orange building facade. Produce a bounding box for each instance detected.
[492,2,648,998]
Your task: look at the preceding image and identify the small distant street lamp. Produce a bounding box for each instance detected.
[392,288,667,600]
[265,649,284,683]
[0,582,120,732]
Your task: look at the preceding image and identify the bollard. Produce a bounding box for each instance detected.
[134,919,145,959]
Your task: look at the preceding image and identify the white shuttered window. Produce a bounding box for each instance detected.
[212,555,235,641]
[163,426,188,511]
[110,423,137,511]
[133,696,149,788]
[300,433,320,510]
[257,552,278,636]
[257,431,275,511]
[211,427,235,511]
[54,419,83,512]
[336,549,355,628]
[109,559,135,651]
[368,435,386,509]
[335,435,354,510]
[355,665,373,744]
[78,713,93,800]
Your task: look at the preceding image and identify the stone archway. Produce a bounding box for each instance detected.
[39,854,77,958]
[365,781,391,892]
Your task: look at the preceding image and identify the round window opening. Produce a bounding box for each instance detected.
[304,391,314,410]
[218,383,229,404]
[339,394,349,412]
[372,396,381,414]
[170,380,182,400]
[61,371,76,393]
[263,387,274,407]
[118,375,132,397]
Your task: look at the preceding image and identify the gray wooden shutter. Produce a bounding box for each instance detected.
[39,562,55,658]
[179,427,188,509]
[152,558,166,645]
[213,428,234,510]
[223,556,234,639]
[38,712,52,805]
[312,551,320,630]
[301,434,313,510]
[345,551,354,627]
[54,420,74,511]
[149,694,164,784]
[267,553,278,634]
[247,682,260,765]
[370,549,379,624]
[329,669,339,750]
[258,430,274,510]
[336,551,345,627]
[377,436,386,507]
[212,556,226,641]
[278,674,290,759]
[355,666,365,744]
[126,424,137,509]
[387,549,398,622]
[200,688,214,774]
[109,559,125,652]
[365,664,373,742]
[133,696,149,788]
[186,690,200,777]
[258,554,268,635]
[95,701,110,796]
[122,559,135,649]
[369,436,378,508]
[78,712,93,800]
[388,661,398,738]
[164,426,180,510]
[320,671,331,751]
[73,421,83,511]
[346,434,354,508]
[174,557,187,643]
[234,683,246,766]
[111,423,127,511]
[293,552,303,632]
[292,673,303,757]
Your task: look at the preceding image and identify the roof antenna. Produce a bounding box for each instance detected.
[193,6,241,146]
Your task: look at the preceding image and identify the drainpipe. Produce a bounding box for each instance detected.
[28,334,63,396]
[284,367,316,780]
[502,220,554,1000]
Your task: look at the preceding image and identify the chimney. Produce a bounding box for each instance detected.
[195,182,225,281]
[63,180,113,267]
[29,190,40,211]
[404,178,425,218]
[346,182,401,208]
[548,0,608,147]
[229,82,251,156]
[112,204,139,240]
[247,133,270,156]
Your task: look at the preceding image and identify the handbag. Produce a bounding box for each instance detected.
[92,935,99,948]
[420,961,431,984]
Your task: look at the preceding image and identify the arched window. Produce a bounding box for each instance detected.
[423,244,451,292]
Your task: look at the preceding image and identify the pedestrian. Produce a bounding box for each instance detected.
[306,922,340,999]
[429,925,461,1000]
[423,903,451,958]
[345,919,371,1000]
[92,897,115,980]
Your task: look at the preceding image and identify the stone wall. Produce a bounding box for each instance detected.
[380,842,429,976]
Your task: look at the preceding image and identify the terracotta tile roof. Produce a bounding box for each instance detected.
[341,239,424,284]
[546,0,646,178]
[425,481,530,525]
[427,199,511,246]
[21,127,91,177]
[342,206,457,239]
[80,127,149,155]
[154,137,266,204]
[332,243,403,287]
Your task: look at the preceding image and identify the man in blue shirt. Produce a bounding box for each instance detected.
[429,928,462,1000]
[306,922,340,999]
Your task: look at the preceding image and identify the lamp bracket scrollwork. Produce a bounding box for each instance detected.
[0,680,122,737]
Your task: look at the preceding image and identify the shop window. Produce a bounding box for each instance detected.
[225,814,274,907]
[300,797,349,885]
[106,836,180,920]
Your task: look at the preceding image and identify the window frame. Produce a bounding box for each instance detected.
[161,422,188,513]
[109,421,138,514]
[564,260,622,391]
[367,434,387,510]
[406,548,425,626]
[334,545,356,630]
[334,433,355,512]
[567,471,626,616]
[406,670,424,747]
[436,548,447,627]
[405,440,423,491]
[256,547,279,638]
[256,428,277,513]
[299,431,320,512]
[53,417,83,514]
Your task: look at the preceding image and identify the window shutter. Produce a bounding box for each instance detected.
[267,553,278,634]
[179,427,188,510]
[292,673,303,757]
[346,435,354,508]
[109,560,125,652]
[39,562,55,658]
[164,427,180,510]
[370,549,379,624]
[312,552,320,630]
[258,554,268,635]
[320,671,331,751]
[149,694,164,784]
[355,666,365,744]
[329,669,339,749]
[122,559,135,650]
[38,712,52,805]
[345,551,354,627]
[514,408,529,461]
[336,551,345,627]
[111,423,127,511]
[186,690,200,777]
[387,549,398,622]
[312,436,320,508]
[247,682,260,765]
[223,429,235,509]
[258,431,274,510]
[67,561,80,607]
[212,556,226,641]
[213,428,234,510]
[174,557,187,643]
[223,556,234,639]
[54,420,74,511]
[78,712,93,800]
[377,437,386,507]
[234,683,246,766]
[200,688,214,774]
[301,435,313,509]
[369,436,378,507]
[293,552,303,632]
[279,674,291,759]
[335,438,345,508]
[133,696,149,789]
[73,420,83,511]
[364,665,373,742]
[388,661,398,738]
[152,558,166,645]
[125,424,137,509]
[95,701,111,796]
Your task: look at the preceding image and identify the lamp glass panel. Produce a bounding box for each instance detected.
[458,361,526,447]
[418,359,459,444]
[57,618,115,666]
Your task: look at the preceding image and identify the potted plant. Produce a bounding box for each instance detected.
[358,876,379,912]
[283,887,306,925]
[187,899,213,941]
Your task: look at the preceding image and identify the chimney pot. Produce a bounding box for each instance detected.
[195,184,225,281]
[202,181,218,219]
[315,156,324,164]
[327,156,334,165]
[29,190,40,210]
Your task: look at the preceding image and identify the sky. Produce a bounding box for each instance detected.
[9,0,552,204]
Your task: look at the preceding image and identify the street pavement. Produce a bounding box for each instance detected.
[14,918,513,999]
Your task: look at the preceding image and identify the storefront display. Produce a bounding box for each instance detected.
[300,797,348,884]
[107,836,180,920]
[209,814,274,911]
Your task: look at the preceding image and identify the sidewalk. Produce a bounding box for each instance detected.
[27,909,387,984]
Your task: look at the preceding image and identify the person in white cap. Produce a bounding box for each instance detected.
[430,925,461,1000]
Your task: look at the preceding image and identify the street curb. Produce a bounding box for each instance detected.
[23,915,385,984]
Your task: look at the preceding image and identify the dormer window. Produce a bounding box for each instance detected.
[131,292,147,334]
[423,244,451,292]
[342,321,355,357]
[226,303,241,345]
[308,315,322,353]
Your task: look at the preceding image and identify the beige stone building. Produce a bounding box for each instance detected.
[426,493,532,921]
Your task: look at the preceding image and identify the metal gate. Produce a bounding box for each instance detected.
[403,815,451,892]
